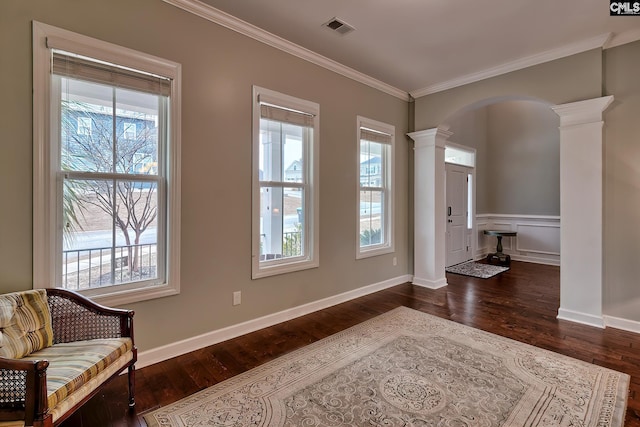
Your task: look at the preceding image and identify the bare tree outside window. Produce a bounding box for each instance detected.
[60,81,162,289]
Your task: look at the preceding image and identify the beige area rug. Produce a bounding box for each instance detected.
[144,307,630,427]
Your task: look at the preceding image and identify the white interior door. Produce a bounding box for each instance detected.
[446,164,471,267]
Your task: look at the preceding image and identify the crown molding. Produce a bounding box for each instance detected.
[410,33,612,98]
[162,0,409,101]
[604,27,640,49]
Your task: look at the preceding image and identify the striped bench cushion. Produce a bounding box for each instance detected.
[22,337,132,410]
[0,290,53,359]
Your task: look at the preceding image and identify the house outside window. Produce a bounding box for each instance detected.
[77,117,91,136]
[123,121,137,140]
[357,116,394,259]
[33,22,181,306]
[252,86,319,279]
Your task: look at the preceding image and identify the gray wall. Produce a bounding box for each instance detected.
[485,101,559,216]
[446,108,489,213]
[0,0,410,351]
[446,100,559,216]
[603,40,640,320]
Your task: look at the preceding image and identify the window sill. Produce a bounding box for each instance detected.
[75,283,179,306]
[356,245,394,260]
[252,258,319,279]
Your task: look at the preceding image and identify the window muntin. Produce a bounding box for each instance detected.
[252,87,319,278]
[357,117,394,258]
[33,22,181,306]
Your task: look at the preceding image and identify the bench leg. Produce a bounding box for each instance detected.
[33,414,53,427]
[128,364,136,408]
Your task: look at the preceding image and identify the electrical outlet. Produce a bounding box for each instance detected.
[393,257,397,266]
[233,291,241,306]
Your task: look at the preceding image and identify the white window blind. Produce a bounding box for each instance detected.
[360,127,392,145]
[50,48,171,96]
[259,103,315,128]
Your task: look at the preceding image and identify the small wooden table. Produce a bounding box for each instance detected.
[484,230,517,266]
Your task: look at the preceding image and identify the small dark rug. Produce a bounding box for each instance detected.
[446,260,509,279]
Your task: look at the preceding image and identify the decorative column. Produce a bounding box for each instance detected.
[408,127,452,289]
[551,96,613,328]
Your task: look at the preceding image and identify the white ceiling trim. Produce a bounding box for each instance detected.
[410,33,612,99]
[604,27,640,49]
[162,0,410,101]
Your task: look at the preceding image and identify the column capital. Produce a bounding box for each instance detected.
[551,96,614,127]
[408,127,453,149]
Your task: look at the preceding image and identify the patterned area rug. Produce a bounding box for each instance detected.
[446,260,509,278]
[144,307,629,427]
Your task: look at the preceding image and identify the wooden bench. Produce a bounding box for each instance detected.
[0,288,136,427]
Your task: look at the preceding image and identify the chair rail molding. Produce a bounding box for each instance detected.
[475,214,560,266]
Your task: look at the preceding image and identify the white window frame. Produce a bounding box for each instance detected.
[356,116,395,259]
[252,86,319,279]
[32,21,181,306]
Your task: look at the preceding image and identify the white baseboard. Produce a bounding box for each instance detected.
[474,251,560,266]
[557,308,605,329]
[603,315,640,334]
[412,276,447,289]
[137,274,413,369]
[509,254,560,266]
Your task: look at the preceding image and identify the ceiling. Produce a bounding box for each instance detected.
[185,0,640,97]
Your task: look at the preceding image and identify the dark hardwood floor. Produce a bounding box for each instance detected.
[60,261,640,426]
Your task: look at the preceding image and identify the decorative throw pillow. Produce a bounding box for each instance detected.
[0,290,54,359]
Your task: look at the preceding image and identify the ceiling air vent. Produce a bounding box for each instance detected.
[322,17,355,36]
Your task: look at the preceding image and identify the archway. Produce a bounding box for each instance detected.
[409,95,613,328]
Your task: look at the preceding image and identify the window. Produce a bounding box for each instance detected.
[123,121,137,140]
[252,86,319,278]
[33,22,181,306]
[357,116,394,258]
[77,117,91,136]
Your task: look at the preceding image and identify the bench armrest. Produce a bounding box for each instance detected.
[0,357,49,425]
[45,288,135,344]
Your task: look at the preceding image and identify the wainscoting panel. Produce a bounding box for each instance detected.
[516,223,561,255]
[475,214,560,265]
